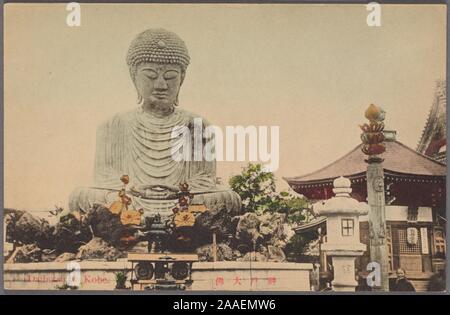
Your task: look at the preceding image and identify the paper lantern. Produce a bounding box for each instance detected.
[407,227,418,245]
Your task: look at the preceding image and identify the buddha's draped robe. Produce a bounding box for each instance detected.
[69,107,241,216]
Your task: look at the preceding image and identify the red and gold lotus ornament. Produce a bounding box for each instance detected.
[360,104,386,156]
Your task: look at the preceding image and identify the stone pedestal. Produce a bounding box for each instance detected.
[321,246,366,291]
[314,176,369,292]
[3,261,313,291]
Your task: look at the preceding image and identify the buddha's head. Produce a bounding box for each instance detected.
[126,29,190,116]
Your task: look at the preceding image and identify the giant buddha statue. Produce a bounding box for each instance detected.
[69,29,241,217]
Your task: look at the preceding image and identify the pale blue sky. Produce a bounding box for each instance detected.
[4,3,446,211]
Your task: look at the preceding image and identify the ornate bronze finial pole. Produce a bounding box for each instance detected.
[360,104,389,292]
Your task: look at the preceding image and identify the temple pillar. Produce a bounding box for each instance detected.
[366,161,390,291]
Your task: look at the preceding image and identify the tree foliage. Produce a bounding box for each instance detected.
[229,163,310,224]
[229,163,319,260]
[284,232,319,261]
[229,163,276,213]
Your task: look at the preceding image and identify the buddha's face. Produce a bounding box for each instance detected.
[134,62,184,112]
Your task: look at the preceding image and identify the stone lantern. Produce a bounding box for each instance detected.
[313,176,369,291]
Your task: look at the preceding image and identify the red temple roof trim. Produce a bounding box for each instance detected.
[284,140,446,185]
[417,80,446,163]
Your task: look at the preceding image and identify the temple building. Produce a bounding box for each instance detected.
[417,80,446,164]
[285,130,446,291]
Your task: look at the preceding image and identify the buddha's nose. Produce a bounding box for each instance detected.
[154,76,168,90]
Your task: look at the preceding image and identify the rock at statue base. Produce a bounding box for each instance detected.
[196,243,234,262]
[75,237,125,261]
[267,245,286,262]
[41,249,58,262]
[5,209,54,249]
[193,206,239,246]
[234,212,292,252]
[53,211,93,253]
[129,241,148,253]
[259,213,286,245]
[241,251,268,262]
[232,250,243,260]
[7,244,42,263]
[86,204,135,247]
[235,213,262,247]
[4,208,25,222]
[54,252,77,262]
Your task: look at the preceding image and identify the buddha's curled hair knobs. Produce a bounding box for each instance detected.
[126,28,190,77]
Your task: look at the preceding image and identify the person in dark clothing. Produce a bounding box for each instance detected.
[392,268,415,292]
[428,269,446,291]
[355,275,372,291]
[309,263,320,291]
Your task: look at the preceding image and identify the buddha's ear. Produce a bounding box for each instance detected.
[130,67,139,91]
[130,74,143,104]
[180,69,186,86]
[131,78,142,103]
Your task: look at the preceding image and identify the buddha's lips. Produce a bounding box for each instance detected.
[152,93,168,99]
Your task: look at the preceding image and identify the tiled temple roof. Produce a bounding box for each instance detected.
[284,140,446,185]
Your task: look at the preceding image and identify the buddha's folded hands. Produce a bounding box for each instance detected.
[130,184,180,199]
